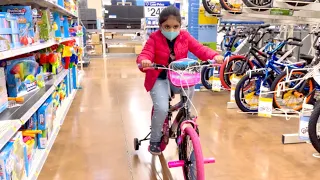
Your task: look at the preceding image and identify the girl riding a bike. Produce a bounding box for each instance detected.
[137,5,224,155]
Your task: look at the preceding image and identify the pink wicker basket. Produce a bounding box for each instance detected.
[167,58,201,88]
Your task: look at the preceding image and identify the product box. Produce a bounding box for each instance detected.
[94,44,102,55]
[108,46,134,53]
[91,34,100,44]
[0,132,26,180]
[134,45,142,54]
[68,69,73,92]
[0,6,35,44]
[0,141,14,180]
[37,97,54,149]
[71,66,77,89]
[3,55,39,97]
[0,68,8,114]
[63,75,70,97]
[0,12,20,49]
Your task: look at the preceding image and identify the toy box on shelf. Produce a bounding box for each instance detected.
[37,9,52,43]
[2,55,43,97]
[37,97,54,149]
[21,114,38,177]
[0,68,8,114]
[0,6,35,46]
[0,132,26,180]
[0,12,20,50]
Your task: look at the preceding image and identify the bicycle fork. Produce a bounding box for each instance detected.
[167,116,215,169]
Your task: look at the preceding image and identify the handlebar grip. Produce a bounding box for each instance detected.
[259,24,270,29]
[288,41,303,47]
[292,37,302,42]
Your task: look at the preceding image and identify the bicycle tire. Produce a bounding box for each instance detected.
[308,102,320,153]
[286,0,315,6]
[235,71,273,112]
[219,0,242,14]
[270,70,315,111]
[219,55,253,90]
[242,0,271,11]
[179,126,205,180]
[202,0,220,15]
[200,66,213,90]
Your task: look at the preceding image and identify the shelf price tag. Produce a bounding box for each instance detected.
[258,85,273,118]
[211,76,221,92]
[144,1,180,18]
[229,74,240,102]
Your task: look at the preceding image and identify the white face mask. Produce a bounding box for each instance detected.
[161,29,180,41]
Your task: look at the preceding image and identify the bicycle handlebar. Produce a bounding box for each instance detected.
[137,60,217,70]
[259,24,270,29]
[287,37,302,42]
[288,41,303,47]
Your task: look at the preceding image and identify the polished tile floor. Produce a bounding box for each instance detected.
[40,58,320,180]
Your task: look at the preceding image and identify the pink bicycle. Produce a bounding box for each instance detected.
[134,58,218,180]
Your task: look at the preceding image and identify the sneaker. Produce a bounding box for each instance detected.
[149,142,162,155]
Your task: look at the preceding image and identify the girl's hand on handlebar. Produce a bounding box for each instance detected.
[213,55,224,64]
[141,60,152,68]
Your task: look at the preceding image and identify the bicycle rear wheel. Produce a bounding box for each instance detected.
[179,127,205,180]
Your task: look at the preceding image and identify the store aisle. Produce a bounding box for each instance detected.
[40,58,320,180]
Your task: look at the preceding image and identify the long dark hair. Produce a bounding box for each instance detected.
[158,5,181,25]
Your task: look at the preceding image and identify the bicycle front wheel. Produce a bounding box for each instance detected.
[179,127,205,180]
[308,102,320,153]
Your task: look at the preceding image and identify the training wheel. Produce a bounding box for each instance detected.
[134,138,140,150]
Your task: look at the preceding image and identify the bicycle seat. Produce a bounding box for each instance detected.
[299,53,314,64]
[277,51,293,57]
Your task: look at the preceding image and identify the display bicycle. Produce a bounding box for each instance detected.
[134,59,218,180]
[233,37,312,112]
[270,32,320,112]
[200,26,248,90]
[218,24,279,90]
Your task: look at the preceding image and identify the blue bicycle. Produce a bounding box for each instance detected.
[201,24,272,90]
[234,38,313,112]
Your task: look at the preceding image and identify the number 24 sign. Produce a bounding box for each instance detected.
[145,7,166,17]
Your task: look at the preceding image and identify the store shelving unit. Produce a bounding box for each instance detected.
[105,29,144,57]
[23,89,77,180]
[0,37,79,61]
[0,0,78,18]
[85,29,104,59]
[0,0,82,179]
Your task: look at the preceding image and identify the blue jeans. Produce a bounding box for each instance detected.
[150,79,195,142]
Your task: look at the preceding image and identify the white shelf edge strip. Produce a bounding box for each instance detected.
[0,37,78,61]
[25,89,77,180]
[0,121,22,150]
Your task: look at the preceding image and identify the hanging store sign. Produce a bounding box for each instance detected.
[144,1,180,18]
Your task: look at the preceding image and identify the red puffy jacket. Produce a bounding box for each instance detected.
[137,30,219,92]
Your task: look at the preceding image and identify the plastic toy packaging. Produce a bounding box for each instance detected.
[0,68,8,114]
[21,114,38,177]
[0,132,26,180]
[0,6,35,46]
[37,97,54,149]
[0,12,19,50]
[37,9,52,42]
[4,55,41,97]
